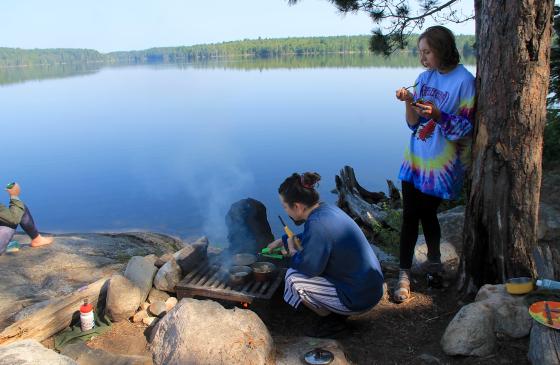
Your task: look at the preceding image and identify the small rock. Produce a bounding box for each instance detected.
[153,258,182,292]
[132,309,149,323]
[155,253,174,268]
[149,301,167,317]
[143,316,158,326]
[416,353,441,364]
[165,297,178,311]
[140,302,150,311]
[144,254,158,265]
[148,288,170,304]
[173,237,209,274]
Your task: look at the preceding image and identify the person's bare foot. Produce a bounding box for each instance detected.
[30,235,54,248]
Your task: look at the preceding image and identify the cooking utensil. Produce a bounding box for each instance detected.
[545,302,554,325]
[251,261,278,282]
[229,265,253,286]
[279,216,301,250]
[403,82,418,91]
[260,247,284,260]
[303,348,334,365]
[505,277,534,295]
[232,253,257,266]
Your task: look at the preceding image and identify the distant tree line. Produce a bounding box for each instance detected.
[0,48,105,67]
[0,35,475,68]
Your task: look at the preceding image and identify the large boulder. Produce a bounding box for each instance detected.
[0,339,77,365]
[153,258,182,292]
[407,206,464,280]
[173,237,209,274]
[534,203,560,279]
[226,198,274,254]
[475,284,532,338]
[441,301,496,356]
[106,274,143,322]
[411,239,459,280]
[438,206,465,256]
[538,203,560,241]
[442,284,534,357]
[124,256,157,304]
[150,298,274,365]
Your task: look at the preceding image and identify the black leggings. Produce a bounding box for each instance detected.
[399,181,442,270]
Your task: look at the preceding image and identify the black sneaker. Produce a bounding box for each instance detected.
[305,313,349,338]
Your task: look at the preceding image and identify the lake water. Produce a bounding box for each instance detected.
[0,58,473,245]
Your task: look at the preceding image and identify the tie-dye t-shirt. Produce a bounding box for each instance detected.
[398,64,476,200]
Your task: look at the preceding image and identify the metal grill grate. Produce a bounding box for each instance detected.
[176,260,285,304]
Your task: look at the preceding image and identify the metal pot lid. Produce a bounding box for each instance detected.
[304,348,334,365]
[232,253,257,266]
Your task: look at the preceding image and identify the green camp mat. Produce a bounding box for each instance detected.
[54,312,112,351]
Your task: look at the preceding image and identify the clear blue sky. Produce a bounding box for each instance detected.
[0,0,475,53]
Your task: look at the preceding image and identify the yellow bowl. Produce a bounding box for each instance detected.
[505,277,534,295]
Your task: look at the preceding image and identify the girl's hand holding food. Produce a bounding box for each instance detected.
[395,87,413,102]
[412,101,441,121]
[287,236,299,257]
[267,238,283,250]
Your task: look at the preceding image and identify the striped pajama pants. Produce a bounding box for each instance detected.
[283,268,360,315]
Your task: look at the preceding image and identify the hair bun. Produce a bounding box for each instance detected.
[301,172,321,189]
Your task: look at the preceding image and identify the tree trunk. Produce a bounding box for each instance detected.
[460,0,554,293]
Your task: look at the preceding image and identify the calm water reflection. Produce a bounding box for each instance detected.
[1,59,474,245]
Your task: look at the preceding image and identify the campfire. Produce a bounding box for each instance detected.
[176,251,285,306]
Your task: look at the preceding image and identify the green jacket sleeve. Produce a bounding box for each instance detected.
[0,198,25,226]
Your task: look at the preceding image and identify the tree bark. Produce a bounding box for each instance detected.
[460,0,554,293]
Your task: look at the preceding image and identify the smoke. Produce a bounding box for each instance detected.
[128,126,255,246]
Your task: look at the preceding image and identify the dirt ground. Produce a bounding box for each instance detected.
[259,275,529,365]
[75,273,530,365]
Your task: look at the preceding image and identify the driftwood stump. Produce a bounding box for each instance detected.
[528,323,560,365]
[0,277,109,346]
[335,165,401,230]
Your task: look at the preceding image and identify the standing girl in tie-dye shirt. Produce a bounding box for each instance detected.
[393,26,475,303]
